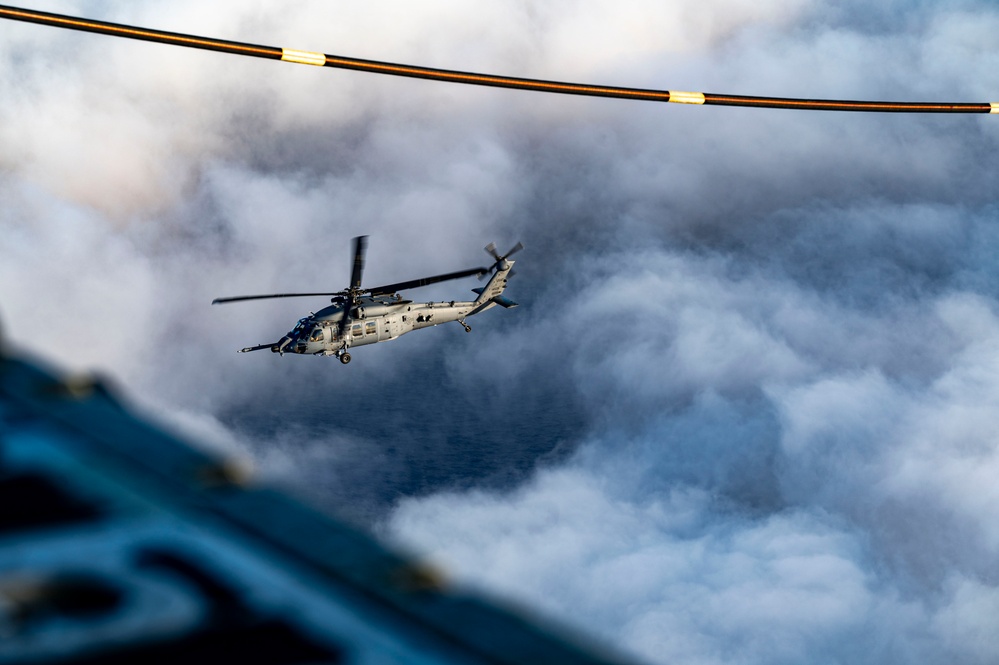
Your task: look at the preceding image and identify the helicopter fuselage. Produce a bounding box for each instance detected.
[279,295,480,356]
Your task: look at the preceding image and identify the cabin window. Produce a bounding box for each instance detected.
[351,324,363,337]
[310,328,324,342]
[365,321,377,335]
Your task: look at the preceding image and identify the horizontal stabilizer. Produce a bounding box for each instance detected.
[471,287,485,295]
[491,296,519,308]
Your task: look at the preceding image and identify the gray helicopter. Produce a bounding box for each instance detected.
[212,237,521,364]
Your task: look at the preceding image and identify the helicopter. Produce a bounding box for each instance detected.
[212,237,522,364]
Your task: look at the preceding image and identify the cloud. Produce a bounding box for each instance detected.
[3,1,999,663]
[388,468,928,665]
[388,258,999,664]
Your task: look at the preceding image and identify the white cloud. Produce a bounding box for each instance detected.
[3,2,999,663]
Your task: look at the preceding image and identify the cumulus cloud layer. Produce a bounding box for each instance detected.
[3,1,999,663]
[389,251,999,664]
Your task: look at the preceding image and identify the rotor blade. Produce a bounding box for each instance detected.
[1,5,996,114]
[504,242,524,259]
[367,267,488,296]
[212,292,343,305]
[338,307,352,340]
[350,235,368,290]
[337,296,354,340]
[485,242,500,261]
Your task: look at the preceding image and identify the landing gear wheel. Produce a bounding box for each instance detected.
[339,353,351,365]
[464,325,472,333]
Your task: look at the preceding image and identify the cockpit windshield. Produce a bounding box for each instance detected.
[287,318,311,342]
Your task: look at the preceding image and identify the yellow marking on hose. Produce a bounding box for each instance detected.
[281,48,326,66]
[992,103,999,114]
[323,57,671,99]
[668,90,705,105]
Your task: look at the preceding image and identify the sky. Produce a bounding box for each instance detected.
[2,1,999,663]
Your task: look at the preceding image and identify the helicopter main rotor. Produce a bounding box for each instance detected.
[211,236,488,307]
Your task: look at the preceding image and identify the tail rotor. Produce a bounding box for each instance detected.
[481,241,523,279]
